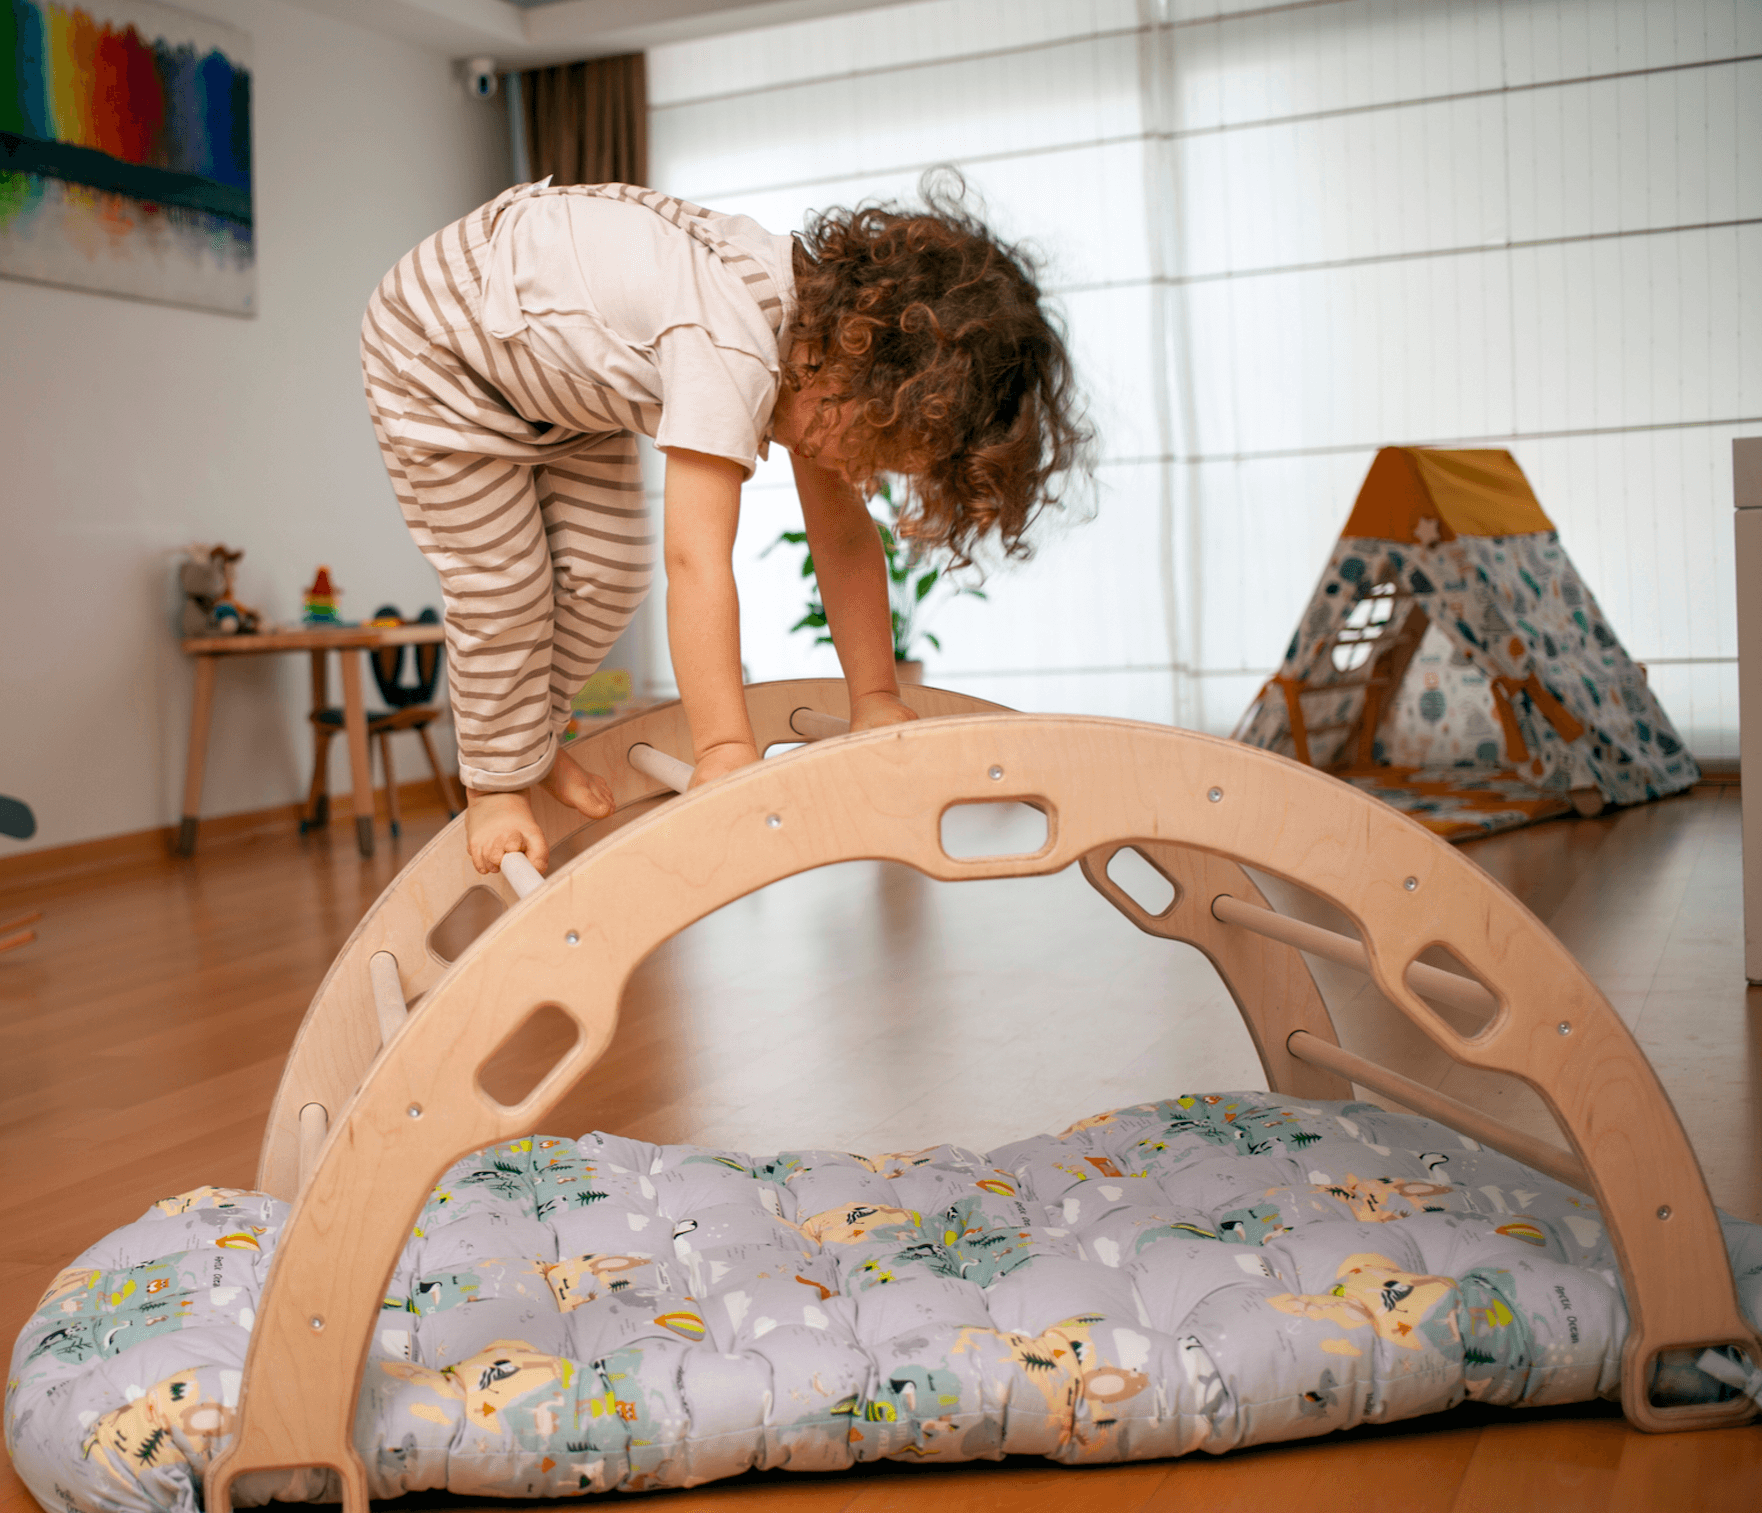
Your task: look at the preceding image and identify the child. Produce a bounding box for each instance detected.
[361,178,1086,875]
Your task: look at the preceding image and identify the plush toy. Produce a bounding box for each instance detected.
[180,544,261,636]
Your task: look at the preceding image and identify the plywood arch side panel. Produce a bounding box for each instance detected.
[1080,841,1353,1102]
[255,679,1012,1200]
[215,716,1757,1513]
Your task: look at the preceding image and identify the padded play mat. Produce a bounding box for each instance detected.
[1339,765,1574,842]
[10,1093,1761,1507]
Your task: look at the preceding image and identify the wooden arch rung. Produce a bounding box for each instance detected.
[1286,1030,1590,1191]
[628,743,694,794]
[499,851,544,899]
[1212,893,1496,1019]
[296,1102,328,1192]
[367,952,408,1050]
[630,713,857,796]
[789,707,851,741]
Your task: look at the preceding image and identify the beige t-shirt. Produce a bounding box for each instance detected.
[478,190,797,477]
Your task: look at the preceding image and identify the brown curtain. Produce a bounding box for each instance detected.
[521,53,648,188]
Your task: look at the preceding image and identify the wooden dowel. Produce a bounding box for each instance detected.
[789,708,851,741]
[1212,894,1497,1017]
[499,851,544,900]
[1286,1030,1591,1191]
[632,716,849,793]
[629,742,694,795]
[297,1102,328,1192]
[368,951,406,1048]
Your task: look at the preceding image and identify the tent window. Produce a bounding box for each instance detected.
[1332,584,1398,672]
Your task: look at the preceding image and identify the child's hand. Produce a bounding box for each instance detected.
[689,740,761,789]
[850,691,919,732]
[541,747,615,823]
[465,789,548,875]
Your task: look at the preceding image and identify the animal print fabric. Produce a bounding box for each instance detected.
[9,1097,1761,1507]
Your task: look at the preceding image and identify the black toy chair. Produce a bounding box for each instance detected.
[301,608,460,839]
[0,796,39,953]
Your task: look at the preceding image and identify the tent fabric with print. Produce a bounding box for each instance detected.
[1232,447,1698,841]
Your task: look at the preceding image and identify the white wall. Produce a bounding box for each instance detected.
[644,0,1759,757]
[0,0,511,854]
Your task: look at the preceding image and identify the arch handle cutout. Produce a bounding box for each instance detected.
[938,799,1050,861]
[476,1003,581,1111]
[428,885,506,965]
[1104,845,1179,919]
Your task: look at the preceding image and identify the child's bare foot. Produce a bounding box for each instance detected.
[464,754,612,876]
[542,747,615,821]
[465,789,547,875]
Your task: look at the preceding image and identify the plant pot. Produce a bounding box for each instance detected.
[895,659,924,685]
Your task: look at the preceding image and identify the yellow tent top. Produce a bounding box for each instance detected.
[1342,447,1555,543]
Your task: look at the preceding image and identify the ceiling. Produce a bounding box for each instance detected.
[282,0,903,68]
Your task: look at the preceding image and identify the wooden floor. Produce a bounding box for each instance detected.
[2,784,1758,1511]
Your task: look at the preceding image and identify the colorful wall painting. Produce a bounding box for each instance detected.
[1,0,253,314]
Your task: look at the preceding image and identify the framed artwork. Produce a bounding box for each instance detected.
[1,0,253,315]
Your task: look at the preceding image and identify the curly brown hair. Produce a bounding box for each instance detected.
[787,177,1091,565]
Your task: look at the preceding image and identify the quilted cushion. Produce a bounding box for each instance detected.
[9,1093,1761,1507]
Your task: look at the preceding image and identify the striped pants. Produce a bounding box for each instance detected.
[375,433,652,792]
[361,189,659,793]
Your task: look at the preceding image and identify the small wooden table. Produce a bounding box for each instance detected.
[179,622,448,858]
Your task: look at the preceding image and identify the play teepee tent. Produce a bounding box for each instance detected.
[1233,447,1699,841]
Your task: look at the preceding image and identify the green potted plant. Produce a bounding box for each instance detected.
[767,478,985,682]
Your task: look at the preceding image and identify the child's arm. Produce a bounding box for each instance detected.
[663,447,762,787]
[791,452,919,731]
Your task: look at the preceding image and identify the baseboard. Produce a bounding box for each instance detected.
[1694,758,1740,786]
[0,779,458,891]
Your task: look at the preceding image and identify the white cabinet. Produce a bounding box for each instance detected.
[1738,438,1762,984]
